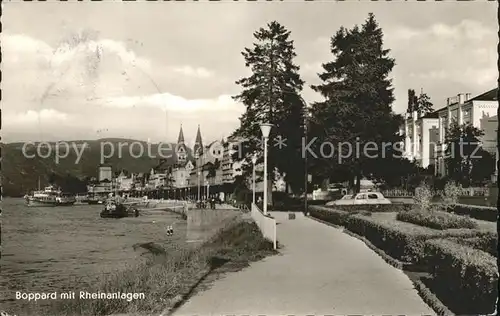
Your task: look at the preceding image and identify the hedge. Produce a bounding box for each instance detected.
[308,207,351,226]
[396,209,477,230]
[325,203,412,213]
[425,239,497,314]
[449,232,497,257]
[309,206,491,264]
[451,203,497,222]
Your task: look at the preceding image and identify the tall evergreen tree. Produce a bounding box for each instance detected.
[310,13,401,193]
[408,88,433,115]
[407,89,418,113]
[415,89,434,116]
[232,21,306,200]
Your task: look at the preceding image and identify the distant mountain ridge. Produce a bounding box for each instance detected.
[1,138,197,197]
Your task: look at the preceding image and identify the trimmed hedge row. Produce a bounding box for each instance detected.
[308,207,351,226]
[396,209,477,230]
[309,205,497,315]
[309,206,491,264]
[450,232,497,257]
[324,203,412,213]
[425,239,497,314]
[451,203,497,222]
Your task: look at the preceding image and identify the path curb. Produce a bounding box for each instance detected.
[307,214,454,316]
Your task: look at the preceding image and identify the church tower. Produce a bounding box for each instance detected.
[193,125,203,158]
[176,124,187,164]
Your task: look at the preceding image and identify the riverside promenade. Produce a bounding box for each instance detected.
[172,212,436,316]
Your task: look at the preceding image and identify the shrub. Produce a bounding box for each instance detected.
[309,206,489,263]
[328,204,412,213]
[414,182,434,211]
[425,239,497,314]
[450,232,497,257]
[308,206,351,226]
[451,204,497,222]
[396,209,477,230]
[440,181,462,210]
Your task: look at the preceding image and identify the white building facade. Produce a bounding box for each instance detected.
[401,88,498,178]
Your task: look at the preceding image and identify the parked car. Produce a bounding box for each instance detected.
[326,192,391,206]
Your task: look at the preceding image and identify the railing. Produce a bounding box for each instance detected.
[459,187,489,196]
[387,187,489,198]
[251,203,277,250]
[381,189,415,197]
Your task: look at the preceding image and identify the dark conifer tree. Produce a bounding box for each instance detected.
[310,13,402,193]
[232,21,306,199]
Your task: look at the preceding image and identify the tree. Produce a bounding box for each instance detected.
[407,89,418,113]
[231,21,306,203]
[415,89,433,116]
[444,121,485,185]
[470,148,495,184]
[309,13,401,193]
[408,88,433,116]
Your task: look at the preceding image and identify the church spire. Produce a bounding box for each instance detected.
[193,124,203,156]
[177,124,185,144]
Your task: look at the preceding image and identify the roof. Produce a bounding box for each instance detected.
[420,111,439,119]
[469,88,498,102]
[193,125,203,155]
[177,125,185,144]
[433,88,498,114]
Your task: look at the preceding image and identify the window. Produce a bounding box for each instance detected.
[355,194,366,200]
[368,194,379,199]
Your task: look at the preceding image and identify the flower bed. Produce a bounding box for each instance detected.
[309,206,489,264]
[449,232,497,257]
[309,205,496,315]
[451,204,497,222]
[396,209,477,230]
[325,203,412,213]
[425,239,497,314]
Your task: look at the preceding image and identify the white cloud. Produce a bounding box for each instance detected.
[387,20,494,42]
[103,93,241,113]
[4,109,70,125]
[2,32,235,143]
[171,66,213,78]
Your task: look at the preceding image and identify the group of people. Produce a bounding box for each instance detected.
[195,196,222,209]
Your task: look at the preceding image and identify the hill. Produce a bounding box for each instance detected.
[1,139,195,197]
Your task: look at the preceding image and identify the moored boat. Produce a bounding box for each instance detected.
[100,200,139,218]
[25,186,76,207]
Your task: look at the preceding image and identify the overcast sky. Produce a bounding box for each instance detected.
[2,1,497,146]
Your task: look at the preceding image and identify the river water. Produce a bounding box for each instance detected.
[0,198,188,314]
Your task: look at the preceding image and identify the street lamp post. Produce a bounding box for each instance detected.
[252,154,257,205]
[207,181,210,199]
[197,171,201,201]
[305,110,311,214]
[260,123,273,216]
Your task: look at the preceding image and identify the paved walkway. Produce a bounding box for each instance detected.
[172,212,435,316]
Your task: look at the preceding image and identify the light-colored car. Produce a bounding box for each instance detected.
[326,192,391,206]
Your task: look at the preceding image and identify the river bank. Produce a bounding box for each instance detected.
[0,198,189,314]
[25,219,277,316]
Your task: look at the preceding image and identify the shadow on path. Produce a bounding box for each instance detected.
[166,256,230,316]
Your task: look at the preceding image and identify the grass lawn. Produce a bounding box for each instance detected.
[20,219,277,316]
[308,205,497,315]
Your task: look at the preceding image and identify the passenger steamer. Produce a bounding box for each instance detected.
[25,185,76,207]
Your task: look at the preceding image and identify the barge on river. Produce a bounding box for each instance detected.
[100,200,139,218]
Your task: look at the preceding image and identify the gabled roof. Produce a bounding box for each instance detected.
[469,88,498,102]
[177,125,185,144]
[193,125,203,156]
[433,88,498,114]
[420,111,439,119]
